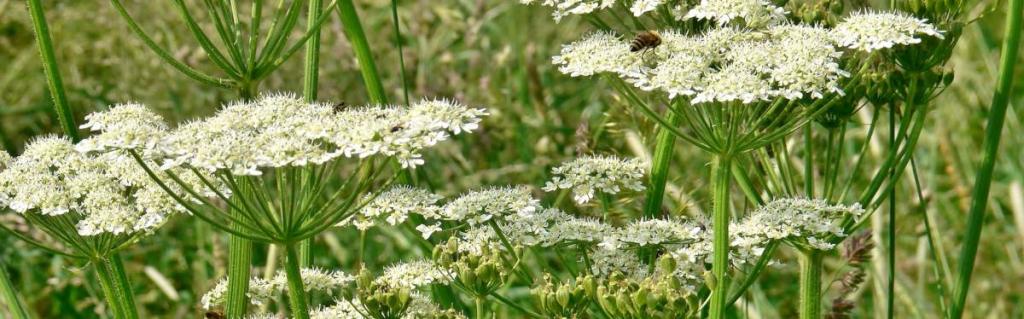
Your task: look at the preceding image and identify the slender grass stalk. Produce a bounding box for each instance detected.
[283,243,311,319]
[336,0,388,105]
[708,154,733,319]
[643,109,680,218]
[949,0,1023,317]
[0,262,30,319]
[299,0,325,269]
[798,249,823,319]
[25,0,79,141]
[886,101,896,319]
[389,0,411,106]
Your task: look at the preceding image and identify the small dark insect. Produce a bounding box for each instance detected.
[332,101,348,112]
[630,30,662,53]
[390,124,404,133]
[204,311,226,319]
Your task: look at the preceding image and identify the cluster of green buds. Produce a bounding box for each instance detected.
[432,238,516,297]
[786,0,844,26]
[590,256,698,319]
[530,274,594,318]
[354,269,413,319]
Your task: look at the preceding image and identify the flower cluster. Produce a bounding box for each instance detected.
[685,0,787,27]
[79,94,487,175]
[201,267,353,310]
[832,11,945,52]
[0,136,206,236]
[374,259,454,289]
[557,25,849,103]
[338,186,442,230]
[309,292,465,319]
[542,155,646,204]
[733,198,865,250]
[439,185,540,224]
[519,0,618,21]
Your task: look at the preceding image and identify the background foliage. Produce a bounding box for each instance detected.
[1,0,1022,317]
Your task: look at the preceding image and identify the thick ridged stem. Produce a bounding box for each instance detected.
[104,255,139,319]
[226,181,253,319]
[949,0,1024,317]
[643,110,680,218]
[25,0,79,141]
[708,154,733,319]
[94,259,127,319]
[0,261,30,319]
[336,0,387,105]
[283,243,311,319]
[798,250,823,319]
[298,0,324,269]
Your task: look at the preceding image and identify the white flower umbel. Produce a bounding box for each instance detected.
[630,0,667,16]
[375,260,454,289]
[546,216,614,245]
[617,218,694,247]
[734,198,865,250]
[684,0,786,27]
[520,0,617,21]
[338,186,442,230]
[542,155,646,204]
[589,246,649,279]
[202,267,353,310]
[76,103,169,153]
[553,31,641,77]
[832,10,944,52]
[439,186,539,225]
[312,293,465,319]
[0,136,201,237]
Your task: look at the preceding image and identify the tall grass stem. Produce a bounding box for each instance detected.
[26,0,79,141]
[336,0,388,105]
[0,262,30,319]
[299,0,326,269]
[643,110,680,218]
[949,0,1024,317]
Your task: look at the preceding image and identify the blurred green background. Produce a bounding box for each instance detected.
[1,0,1023,317]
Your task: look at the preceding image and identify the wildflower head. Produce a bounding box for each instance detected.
[520,0,617,21]
[439,185,539,224]
[542,155,646,204]
[734,197,865,250]
[375,259,454,289]
[77,103,168,153]
[339,186,442,230]
[832,10,944,52]
[684,0,788,28]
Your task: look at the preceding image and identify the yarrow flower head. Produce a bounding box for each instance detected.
[542,155,646,204]
[439,185,539,224]
[339,186,442,230]
[832,10,944,52]
[734,197,865,250]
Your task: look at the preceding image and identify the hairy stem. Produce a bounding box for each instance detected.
[475,296,486,319]
[104,255,139,319]
[226,182,253,319]
[94,259,127,319]
[708,154,733,319]
[284,243,311,319]
[0,261,30,319]
[949,0,1024,317]
[26,0,79,141]
[798,249,823,319]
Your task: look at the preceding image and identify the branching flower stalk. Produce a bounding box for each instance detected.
[80,94,486,318]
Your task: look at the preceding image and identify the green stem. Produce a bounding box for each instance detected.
[949,0,1023,317]
[26,0,79,141]
[390,0,411,105]
[94,260,127,319]
[299,0,324,269]
[0,261,30,319]
[708,154,732,319]
[475,296,486,319]
[643,109,680,218]
[336,0,388,105]
[104,255,139,319]
[283,243,311,319]
[798,249,823,319]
